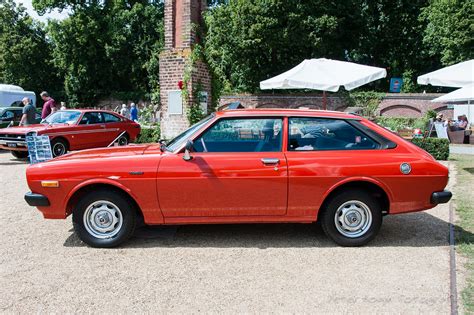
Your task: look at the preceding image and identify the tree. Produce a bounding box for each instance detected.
[0,0,60,94]
[421,0,473,66]
[35,0,164,105]
[347,0,435,91]
[204,0,361,93]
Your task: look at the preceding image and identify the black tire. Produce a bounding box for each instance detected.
[321,189,382,247]
[11,150,28,159]
[117,133,129,146]
[72,190,137,248]
[51,138,68,157]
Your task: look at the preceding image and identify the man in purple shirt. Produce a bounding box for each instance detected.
[40,91,56,119]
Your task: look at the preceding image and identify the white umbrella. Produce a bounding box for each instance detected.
[432,84,474,123]
[417,59,474,88]
[432,84,474,102]
[260,58,387,109]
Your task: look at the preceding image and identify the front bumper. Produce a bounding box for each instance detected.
[431,190,452,205]
[24,192,50,207]
[0,140,27,151]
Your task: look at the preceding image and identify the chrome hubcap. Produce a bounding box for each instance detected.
[83,200,123,239]
[334,200,372,238]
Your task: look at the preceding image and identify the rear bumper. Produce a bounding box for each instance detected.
[24,192,50,207]
[431,190,452,205]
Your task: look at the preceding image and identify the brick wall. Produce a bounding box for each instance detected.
[159,0,211,139]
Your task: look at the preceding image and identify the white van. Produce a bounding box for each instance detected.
[0,84,36,107]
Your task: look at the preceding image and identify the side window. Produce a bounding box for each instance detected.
[79,112,104,125]
[103,113,121,123]
[194,118,283,152]
[1,111,14,120]
[288,118,379,151]
[10,101,22,107]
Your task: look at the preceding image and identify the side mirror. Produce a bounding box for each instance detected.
[183,140,194,161]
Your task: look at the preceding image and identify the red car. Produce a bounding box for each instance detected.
[0,109,140,158]
[24,109,451,248]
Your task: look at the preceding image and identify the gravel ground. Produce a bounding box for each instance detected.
[0,151,456,313]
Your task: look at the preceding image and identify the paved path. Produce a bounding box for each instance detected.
[0,151,456,313]
[450,144,474,155]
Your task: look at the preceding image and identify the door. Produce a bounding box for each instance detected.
[102,112,125,144]
[157,117,288,217]
[74,112,107,148]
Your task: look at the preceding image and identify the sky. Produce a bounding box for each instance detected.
[14,0,69,22]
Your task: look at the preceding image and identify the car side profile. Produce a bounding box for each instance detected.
[0,109,140,158]
[0,106,41,128]
[24,109,451,247]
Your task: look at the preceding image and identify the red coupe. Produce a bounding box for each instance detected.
[0,109,140,158]
[24,109,451,247]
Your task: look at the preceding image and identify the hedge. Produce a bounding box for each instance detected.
[411,138,450,160]
[136,124,161,144]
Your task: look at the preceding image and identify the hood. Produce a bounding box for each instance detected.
[53,144,155,161]
[0,124,53,134]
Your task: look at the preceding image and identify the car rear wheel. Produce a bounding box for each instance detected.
[321,189,382,247]
[51,138,68,157]
[117,133,129,146]
[72,190,136,248]
[11,150,28,159]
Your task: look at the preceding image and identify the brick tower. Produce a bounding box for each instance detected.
[159,0,212,139]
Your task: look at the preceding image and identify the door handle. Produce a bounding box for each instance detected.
[261,158,280,165]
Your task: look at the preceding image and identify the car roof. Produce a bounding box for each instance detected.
[215,108,360,119]
[61,109,120,115]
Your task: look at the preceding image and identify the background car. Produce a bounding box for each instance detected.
[0,109,140,158]
[24,109,451,248]
[0,107,42,128]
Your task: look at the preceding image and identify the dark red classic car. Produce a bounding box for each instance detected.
[0,109,140,158]
[24,109,451,248]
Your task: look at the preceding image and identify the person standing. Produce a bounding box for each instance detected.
[40,91,56,119]
[19,97,36,126]
[60,102,66,110]
[130,103,138,121]
[120,104,129,118]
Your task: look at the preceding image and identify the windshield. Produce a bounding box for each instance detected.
[166,114,214,152]
[42,111,81,125]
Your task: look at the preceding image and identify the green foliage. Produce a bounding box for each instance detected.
[204,1,359,93]
[375,117,418,131]
[0,0,61,95]
[346,91,384,117]
[136,124,161,144]
[43,0,164,105]
[411,138,449,160]
[421,0,473,66]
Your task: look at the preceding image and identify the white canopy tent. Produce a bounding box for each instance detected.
[418,60,474,122]
[432,84,474,103]
[259,58,387,110]
[417,59,474,88]
[432,84,474,123]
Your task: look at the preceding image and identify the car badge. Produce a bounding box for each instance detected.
[400,163,411,175]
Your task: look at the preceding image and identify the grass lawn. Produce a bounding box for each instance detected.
[451,154,474,312]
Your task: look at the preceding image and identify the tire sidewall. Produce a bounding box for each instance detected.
[321,190,382,247]
[118,134,129,146]
[72,190,136,248]
[51,139,68,157]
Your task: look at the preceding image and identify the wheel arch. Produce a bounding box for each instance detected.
[49,135,70,150]
[65,180,144,222]
[317,178,392,221]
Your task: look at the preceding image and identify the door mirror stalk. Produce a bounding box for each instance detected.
[183,140,194,161]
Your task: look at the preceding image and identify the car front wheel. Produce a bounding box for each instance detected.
[51,138,68,157]
[72,190,136,248]
[321,189,382,247]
